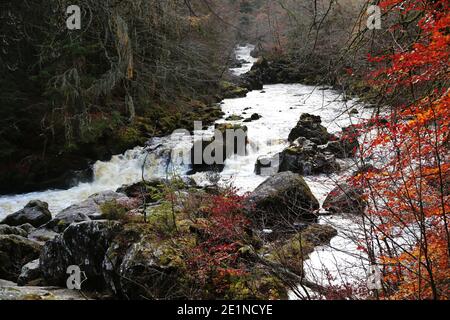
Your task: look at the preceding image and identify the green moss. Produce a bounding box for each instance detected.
[226,271,288,300]
[216,123,248,133]
[100,200,128,221]
[220,81,249,99]
[266,224,337,276]
[226,114,244,121]
[285,146,303,154]
[160,113,182,132]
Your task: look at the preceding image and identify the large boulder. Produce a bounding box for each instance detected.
[238,57,269,90]
[278,139,340,175]
[0,200,51,228]
[246,172,320,227]
[40,220,122,288]
[323,183,366,214]
[45,191,127,232]
[0,234,42,281]
[288,114,331,145]
[239,70,264,91]
[104,235,185,300]
[239,56,309,90]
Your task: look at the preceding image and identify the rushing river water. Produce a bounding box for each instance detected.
[0,45,372,296]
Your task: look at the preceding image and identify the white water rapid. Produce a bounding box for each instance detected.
[0,44,373,297]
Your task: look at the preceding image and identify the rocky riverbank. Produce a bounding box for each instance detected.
[0,173,342,300]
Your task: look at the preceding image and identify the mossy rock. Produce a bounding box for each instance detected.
[108,233,190,300]
[246,172,320,227]
[267,224,337,275]
[226,114,244,121]
[288,113,331,145]
[226,268,288,300]
[100,200,128,221]
[220,81,249,99]
[215,123,248,134]
[0,235,42,281]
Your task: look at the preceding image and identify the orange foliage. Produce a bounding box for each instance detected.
[359,0,449,300]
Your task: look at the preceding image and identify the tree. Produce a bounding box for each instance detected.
[356,0,449,300]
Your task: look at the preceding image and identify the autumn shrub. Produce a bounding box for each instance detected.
[183,188,252,297]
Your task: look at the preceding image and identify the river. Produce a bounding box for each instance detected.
[0,45,372,297]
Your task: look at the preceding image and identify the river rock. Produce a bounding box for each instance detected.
[18,223,36,234]
[0,234,42,281]
[117,180,161,202]
[323,183,366,214]
[0,279,86,300]
[246,172,320,227]
[229,58,247,68]
[274,224,338,274]
[17,259,41,286]
[28,227,59,243]
[243,113,262,122]
[40,220,122,288]
[255,154,281,176]
[220,81,249,99]
[301,224,338,247]
[104,235,183,300]
[288,114,331,144]
[278,140,340,175]
[0,200,52,228]
[239,56,310,90]
[226,114,244,121]
[45,191,127,232]
[0,225,29,237]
